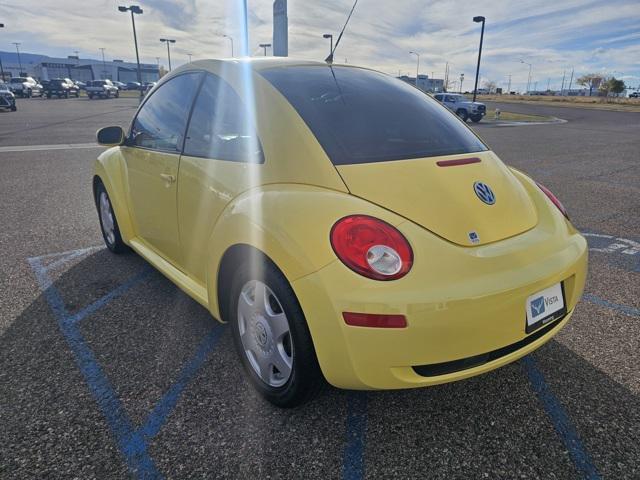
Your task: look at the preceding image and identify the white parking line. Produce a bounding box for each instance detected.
[0,143,102,153]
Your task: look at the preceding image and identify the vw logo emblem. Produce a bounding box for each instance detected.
[473,181,496,205]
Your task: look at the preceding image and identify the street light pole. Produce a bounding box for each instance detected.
[322,34,333,58]
[259,43,271,56]
[118,5,144,99]
[0,24,4,81]
[459,73,465,93]
[99,47,107,79]
[223,35,234,57]
[472,15,485,102]
[187,53,193,63]
[160,38,176,71]
[409,51,420,88]
[13,42,22,75]
[520,59,532,94]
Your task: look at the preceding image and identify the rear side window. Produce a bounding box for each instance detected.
[183,74,263,163]
[131,72,202,152]
[261,66,487,165]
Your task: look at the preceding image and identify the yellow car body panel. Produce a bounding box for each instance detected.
[93,58,588,392]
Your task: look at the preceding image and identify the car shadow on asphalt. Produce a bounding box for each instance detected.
[2,249,638,479]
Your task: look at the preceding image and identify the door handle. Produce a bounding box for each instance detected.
[160,173,176,185]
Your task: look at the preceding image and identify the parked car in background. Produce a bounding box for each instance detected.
[126,81,141,91]
[0,82,17,111]
[44,78,80,98]
[75,80,87,90]
[86,79,119,99]
[433,93,486,122]
[9,76,43,98]
[630,91,639,98]
[113,81,127,90]
[143,82,157,95]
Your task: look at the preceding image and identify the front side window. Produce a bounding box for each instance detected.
[131,72,202,152]
[183,74,263,163]
[261,66,487,165]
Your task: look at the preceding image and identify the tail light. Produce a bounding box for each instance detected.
[536,182,569,220]
[330,215,413,280]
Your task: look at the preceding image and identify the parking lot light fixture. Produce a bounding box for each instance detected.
[0,24,4,80]
[259,43,271,56]
[118,5,144,99]
[409,51,420,87]
[12,42,22,75]
[223,35,234,57]
[322,34,333,58]
[472,15,485,103]
[160,38,176,71]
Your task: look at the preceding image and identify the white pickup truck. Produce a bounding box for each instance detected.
[433,93,486,123]
[86,79,120,99]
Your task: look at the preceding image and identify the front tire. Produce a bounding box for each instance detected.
[456,109,469,122]
[229,259,324,408]
[470,114,483,123]
[95,182,128,254]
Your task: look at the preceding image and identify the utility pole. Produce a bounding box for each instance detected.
[444,62,449,91]
[507,74,512,94]
[560,70,566,95]
[99,47,107,79]
[546,78,550,91]
[567,67,574,93]
[460,73,465,93]
[13,42,22,75]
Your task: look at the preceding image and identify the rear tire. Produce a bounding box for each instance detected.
[456,109,469,122]
[95,182,129,254]
[229,258,324,408]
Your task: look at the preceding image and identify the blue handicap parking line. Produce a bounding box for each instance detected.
[342,392,368,480]
[28,248,224,480]
[582,293,640,318]
[523,356,601,480]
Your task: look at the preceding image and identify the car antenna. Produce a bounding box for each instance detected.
[325,0,359,65]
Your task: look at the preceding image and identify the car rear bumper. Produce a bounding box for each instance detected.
[291,199,588,390]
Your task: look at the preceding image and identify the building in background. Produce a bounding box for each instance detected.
[273,0,288,57]
[0,51,159,83]
[398,74,444,93]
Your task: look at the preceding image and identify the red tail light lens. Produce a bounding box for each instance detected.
[536,182,569,219]
[330,215,413,280]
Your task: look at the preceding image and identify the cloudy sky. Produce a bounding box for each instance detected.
[0,0,638,91]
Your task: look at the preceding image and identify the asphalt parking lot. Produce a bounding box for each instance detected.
[1,94,639,479]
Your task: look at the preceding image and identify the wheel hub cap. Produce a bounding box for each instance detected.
[237,280,293,388]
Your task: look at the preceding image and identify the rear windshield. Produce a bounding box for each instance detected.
[261,66,487,165]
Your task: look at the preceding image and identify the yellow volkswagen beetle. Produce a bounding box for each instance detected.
[94,58,587,407]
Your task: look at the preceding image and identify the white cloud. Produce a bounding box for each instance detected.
[0,0,637,90]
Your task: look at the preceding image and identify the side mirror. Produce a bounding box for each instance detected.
[97,126,125,146]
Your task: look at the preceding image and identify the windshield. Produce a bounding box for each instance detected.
[10,78,27,83]
[261,66,487,165]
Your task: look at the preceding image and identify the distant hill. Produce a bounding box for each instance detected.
[0,51,50,65]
